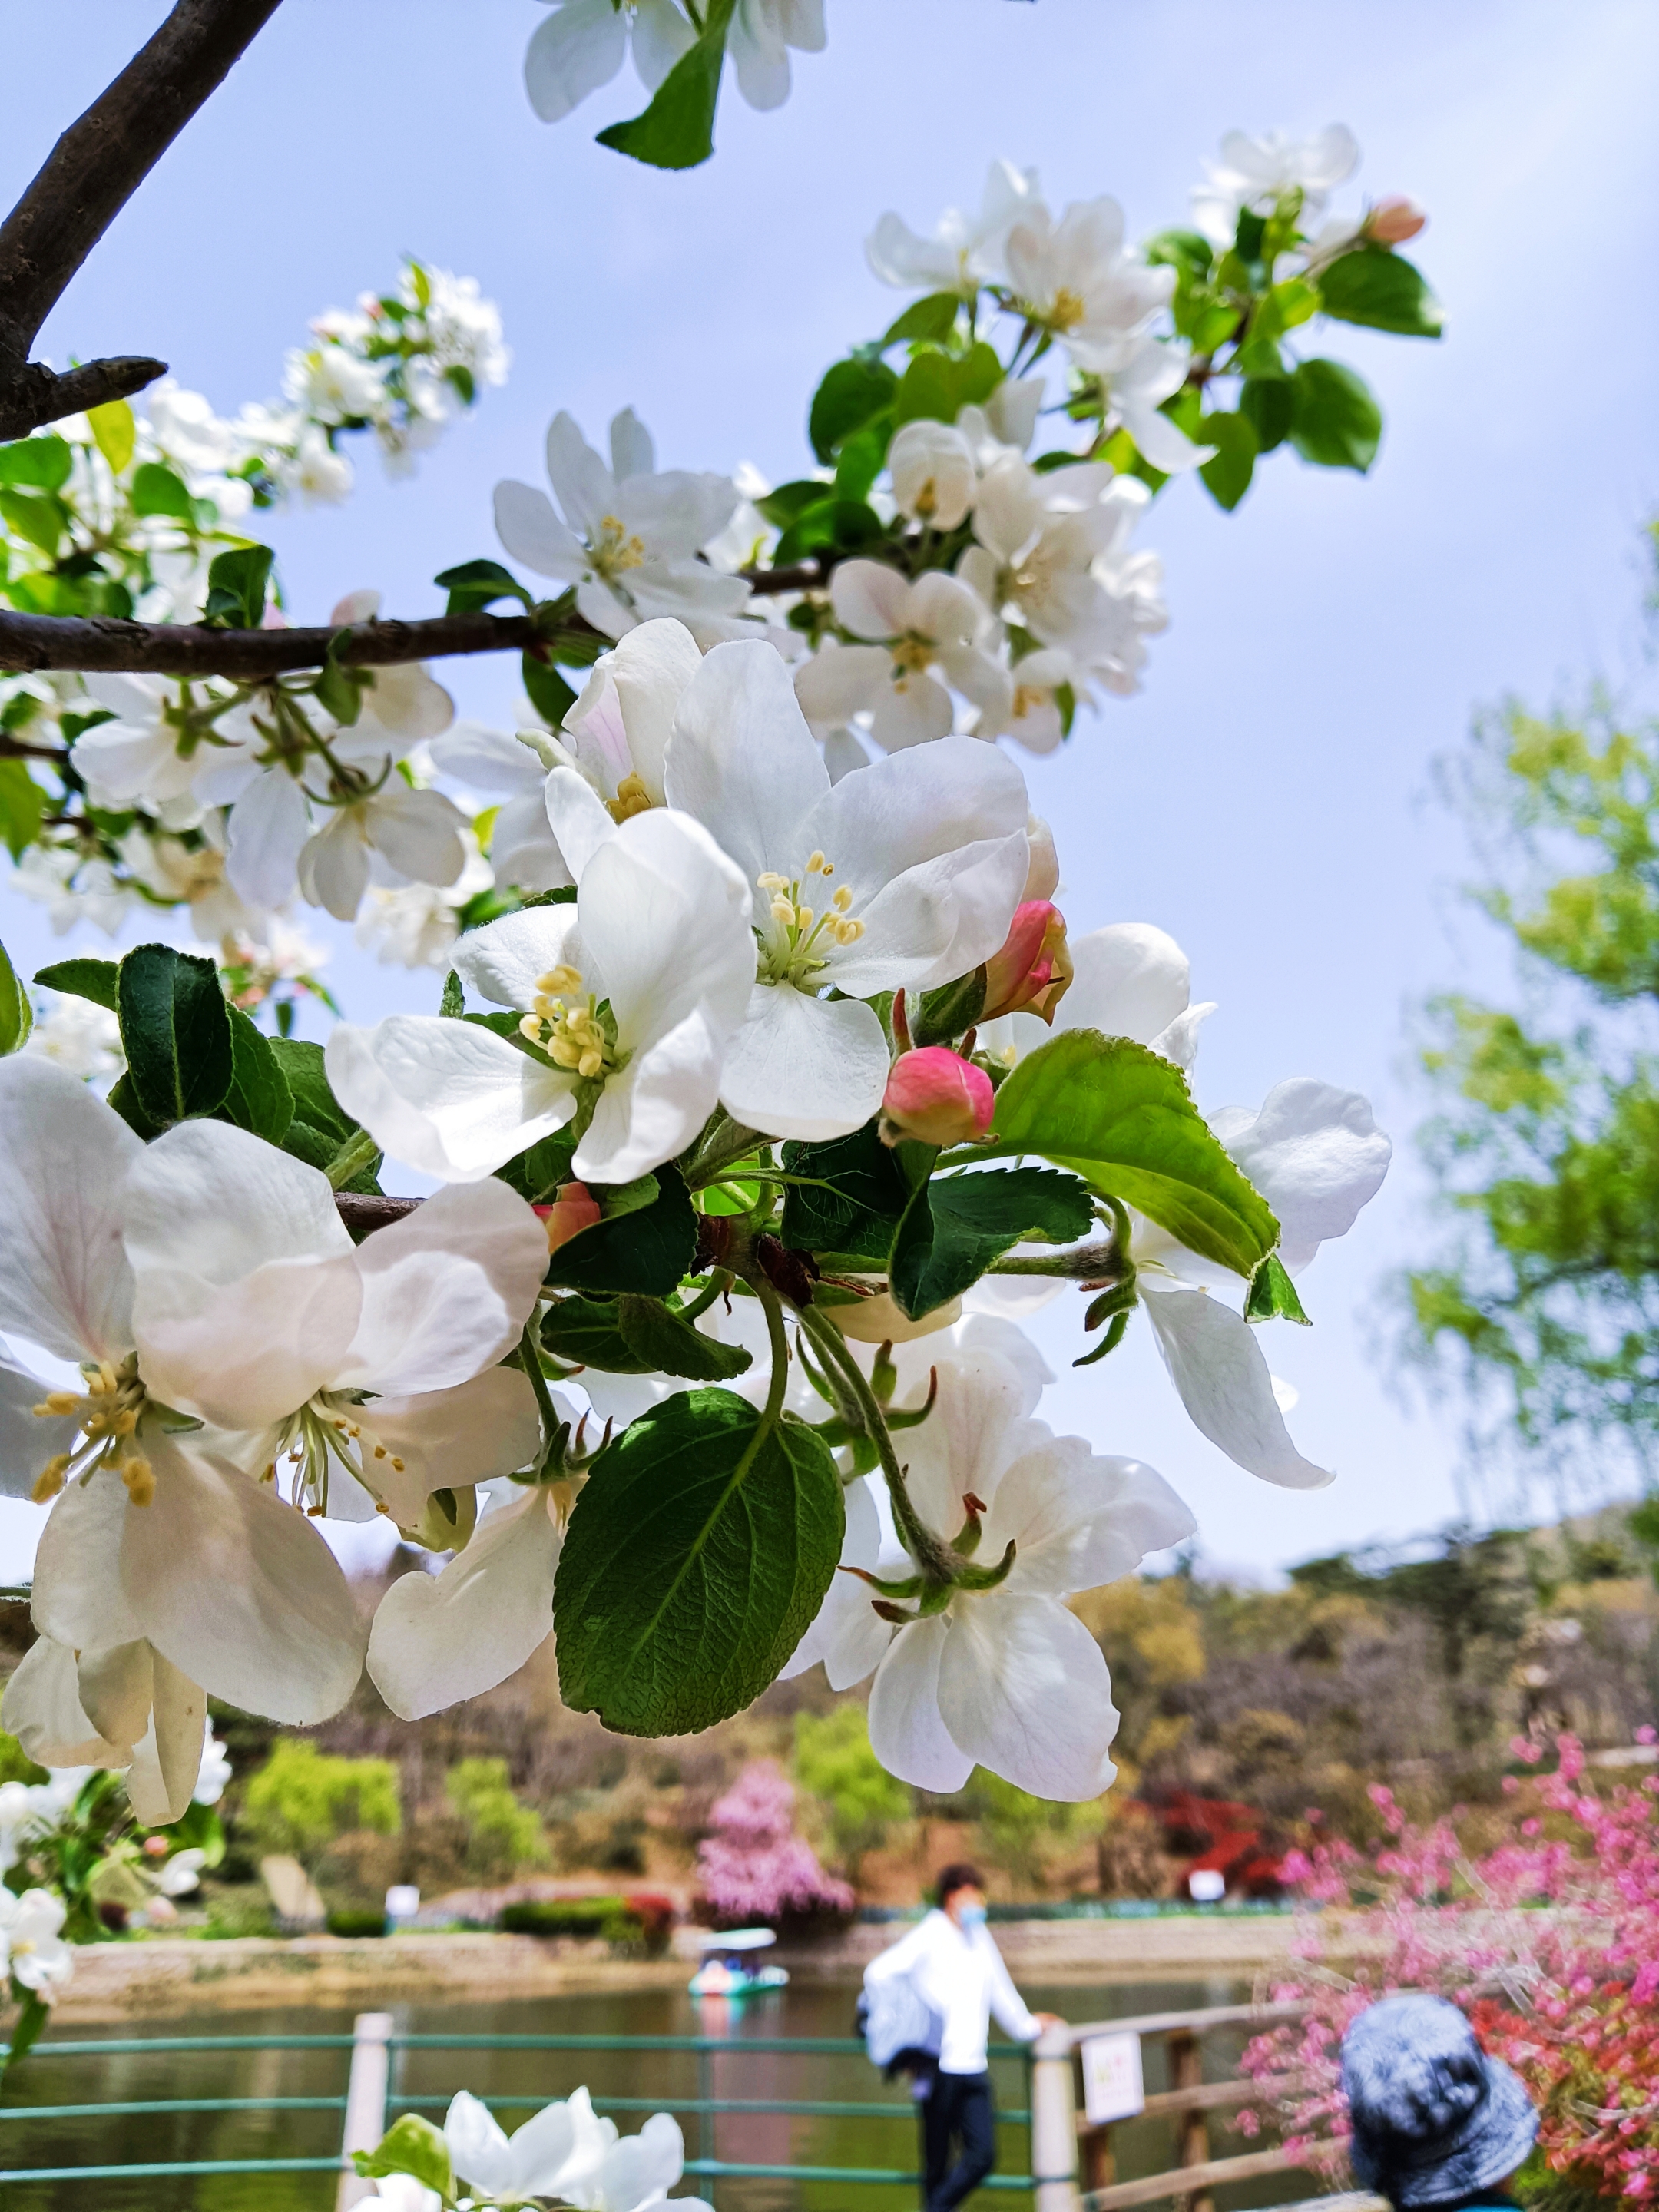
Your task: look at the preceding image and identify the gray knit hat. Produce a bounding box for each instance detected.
[1340,1994,1538,2208]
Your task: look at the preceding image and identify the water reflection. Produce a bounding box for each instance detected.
[0,1974,1314,2212]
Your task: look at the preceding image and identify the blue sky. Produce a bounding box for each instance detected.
[1,0,1655,1582]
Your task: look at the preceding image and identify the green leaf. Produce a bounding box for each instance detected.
[755,478,831,530]
[1288,358,1382,474]
[780,1122,910,1263]
[35,957,120,1012]
[220,1006,294,1142]
[911,968,987,1048]
[1240,376,1293,455]
[201,543,275,629]
[117,944,233,1128]
[616,1293,753,1380]
[439,969,464,1018]
[1317,248,1443,338]
[880,293,962,348]
[833,422,889,505]
[494,1130,578,1205]
[808,357,898,465]
[0,941,31,1056]
[0,488,65,557]
[2,1988,51,2078]
[522,651,577,728]
[267,1038,353,1141]
[352,2114,455,2201]
[891,342,1002,429]
[0,760,44,860]
[106,1070,164,1142]
[129,462,194,522]
[1144,229,1215,283]
[88,399,136,475]
[545,1164,696,1296]
[0,436,72,492]
[594,0,737,170]
[1247,1251,1311,1326]
[555,1389,843,1734]
[1197,411,1259,512]
[771,497,884,568]
[984,1030,1280,1279]
[432,557,533,614]
[541,1294,657,1373]
[889,1165,1095,1320]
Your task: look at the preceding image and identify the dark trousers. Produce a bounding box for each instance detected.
[921,2069,995,2212]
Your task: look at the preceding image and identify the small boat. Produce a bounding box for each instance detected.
[687,1926,789,1997]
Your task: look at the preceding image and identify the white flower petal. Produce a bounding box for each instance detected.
[452,903,582,1011]
[1063,922,1190,1041]
[325,1015,577,1184]
[545,413,618,541]
[867,1616,975,1793]
[369,1486,560,1720]
[366,786,466,889]
[1143,1286,1332,1488]
[793,644,888,734]
[122,1442,366,1722]
[357,1372,545,1528]
[75,1637,154,1754]
[494,480,590,579]
[334,1180,549,1397]
[779,1475,893,1690]
[545,765,621,883]
[937,1593,1118,1800]
[1,1634,128,1767]
[124,1651,207,1825]
[0,1356,76,1501]
[446,2088,518,2196]
[663,640,829,886]
[993,1438,1194,1597]
[718,985,889,1142]
[225,768,312,909]
[1210,1079,1392,1273]
[0,1058,140,1363]
[523,0,628,122]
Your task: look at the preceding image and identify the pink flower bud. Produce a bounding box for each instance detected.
[1364,195,1427,245]
[535,1181,604,1252]
[981,901,1073,1024]
[880,1048,993,1148]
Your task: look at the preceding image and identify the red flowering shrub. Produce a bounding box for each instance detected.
[1238,1734,1659,2205]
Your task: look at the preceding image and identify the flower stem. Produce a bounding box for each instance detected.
[517,1319,563,1464]
[323,1127,381,1190]
[798,1305,952,1581]
[681,1111,764,1190]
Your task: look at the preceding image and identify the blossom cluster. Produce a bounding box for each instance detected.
[0,124,1422,1841]
[1237,1738,1659,2204]
[0,130,1432,983]
[694,1760,854,1923]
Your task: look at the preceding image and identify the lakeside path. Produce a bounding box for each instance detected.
[46,1912,1343,2023]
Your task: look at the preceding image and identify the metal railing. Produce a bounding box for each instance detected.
[0,1997,1331,2209]
[0,2018,1041,2205]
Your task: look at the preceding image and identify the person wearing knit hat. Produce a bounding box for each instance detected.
[1340,1995,1538,2211]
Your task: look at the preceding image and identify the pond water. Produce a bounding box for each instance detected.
[0,1972,1313,2212]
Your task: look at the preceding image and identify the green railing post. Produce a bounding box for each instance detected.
[698,2041,714,2210]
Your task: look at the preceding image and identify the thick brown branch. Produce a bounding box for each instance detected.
[0,608,538,679]
[336,1194,421,1236]
[0,0,284,433]
[0,561,829,678]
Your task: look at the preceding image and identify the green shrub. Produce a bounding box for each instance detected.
[0,1727,46,1787]
[499,1897,642,1944]
[445,1757,549,1881]
[793,1705,911,1870]
[326,1908,388,1939]
[243,1740,401,1869]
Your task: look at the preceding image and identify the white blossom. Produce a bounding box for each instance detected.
[866,161,1042,296]
[1192,124,1360,250]
[524,0,695,124]
[495,409,752,644]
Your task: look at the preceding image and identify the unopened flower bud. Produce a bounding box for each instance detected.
[981,901,1073,1024]
[887,419,977,532]
[1364,196,1427,245]
[535,1181,603,1253]
[837,1290,962,1343]
[880,1048,994,1148]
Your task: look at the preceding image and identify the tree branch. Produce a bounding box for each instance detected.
[0,558,827,678]
[0,0,285,438]
[0,608,539,679]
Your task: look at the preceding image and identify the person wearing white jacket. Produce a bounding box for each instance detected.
[863,1863,1061,2212]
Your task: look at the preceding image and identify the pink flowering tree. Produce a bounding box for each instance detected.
[1237,1734,1659,2205]
[696,1762,855,1929]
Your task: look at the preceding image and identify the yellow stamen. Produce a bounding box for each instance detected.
[805,850,826,874]
[832,884,853,912]
[31,1457,69,1505]
[121,1456,155,1508]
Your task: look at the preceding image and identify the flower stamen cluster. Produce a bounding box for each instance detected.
[31,1356,154,1507]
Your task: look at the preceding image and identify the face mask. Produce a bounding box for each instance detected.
[957,1902,987,1929]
